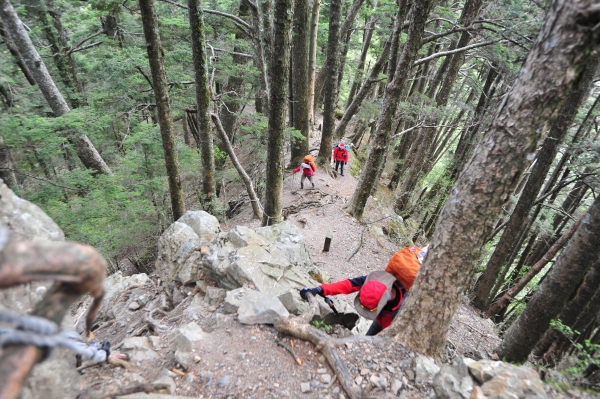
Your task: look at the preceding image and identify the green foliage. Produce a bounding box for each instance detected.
[311,320,333,331]
[550,319,600,378]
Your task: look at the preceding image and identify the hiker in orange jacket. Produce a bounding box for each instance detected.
[333,141,349,176]
[293,155,317,189]
[300,245,428,335]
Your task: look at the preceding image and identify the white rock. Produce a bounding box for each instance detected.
[237,290,290,325]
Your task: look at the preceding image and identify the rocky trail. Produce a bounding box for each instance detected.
[0,160,596,399]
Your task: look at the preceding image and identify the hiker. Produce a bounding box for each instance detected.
[292,155,317,189]
[332,141,349,176]
[300,245,428,336]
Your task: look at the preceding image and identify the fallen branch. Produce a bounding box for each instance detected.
[275,338,302,365]
[347,215,393,262]
[75,383,170,399]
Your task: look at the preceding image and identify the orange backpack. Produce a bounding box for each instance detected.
[385,246,425,291]
[303,155,317,172]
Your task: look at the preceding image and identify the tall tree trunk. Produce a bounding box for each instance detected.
[496,196,600,362]
[0,18,35,85]
[246,0,270,115]
[262,0,293,226]
[313,0,365,117]
[0,136,17,188]
[260,0,274,72]
[334,37,392,140]
[347,0,433,218]
[211,114,263,219]
[139,0,185,221]
[316,0,342,167]
[471,51,600,311]
[0,0,111,176]
[385,0,600,357]
[188,0,217,209]
[219,0,250,140]
[307,0,320,125]
[533,258,600,357]
[394,0,483,214]
[345,9,376,110]
[289,0,310,167]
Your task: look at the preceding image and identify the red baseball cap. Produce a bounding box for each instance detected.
[354,271,396,320]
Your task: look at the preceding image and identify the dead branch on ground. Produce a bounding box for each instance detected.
[75,382,171,399]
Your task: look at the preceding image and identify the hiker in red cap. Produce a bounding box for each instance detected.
[300,271,405,336]
[332,141,349,176]
[300,245,428,335]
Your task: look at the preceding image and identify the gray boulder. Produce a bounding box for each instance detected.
[468,360,546,399]
[255,222,312,268]
[0,181,64,242]
[177,210,221,242]
[278,289,309,315]
[223,287,249,314]
[155,222,203,285]
[168,322,209,352]
[237,290,290,325]
[204,286,226,307]
[433,357,473,399]
[122,337,159,362]
[415,354,441,384]
[18,347,79,399]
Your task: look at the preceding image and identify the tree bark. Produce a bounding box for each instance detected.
[334,33,394,140]
[385,0,600,357]
[486,212,584,319]
[0,18,35,85]
[347,0,433,218]
[260,0,274,73]
[139,0,185,221]
[188,0,217,209]
[0,0,111,176]
[289,0,310,167]
[345,10,377,110]
[211,114,263,219]
[533,258,600,357]
[315,0,342,167]
[472,51,600,311]
[0,136,17,188]
[307,0,321,125]
[219,0,250,140]
[496,195,600,362]
[262,0,293,226]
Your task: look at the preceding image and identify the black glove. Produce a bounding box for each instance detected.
[345,162,348,165]
[300,287,323,300]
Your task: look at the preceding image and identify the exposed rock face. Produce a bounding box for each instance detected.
[18,348,80,399]
[154,211,220,285]
[0,181,64,242]
[237,290,290,325]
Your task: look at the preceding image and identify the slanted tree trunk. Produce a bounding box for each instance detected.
[289,0,310,167]
[496,196,600,362]
[0,18,35,85]
[385,0,600,357]
[316,0,342,168]
[0,0,111,176]
[219,0,250,140]
[262,0,293,226]
[211,114,263,219]
[472,51,600,311]
[188,0,217,209]
[347,0,433,218]
[345,6,377,111]
[307,0,320,125]
[533,258,600,358]
[139,0,185,221]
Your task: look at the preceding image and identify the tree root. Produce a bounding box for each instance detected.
[75,382,171,399]
[273,294,365,399]
[275,338,303,365]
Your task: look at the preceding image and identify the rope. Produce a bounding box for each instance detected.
[0,310,108,363]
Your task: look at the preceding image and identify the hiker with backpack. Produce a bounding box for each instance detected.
[300,245,428,335]
[332,141,349,176]
[292,155,317,189]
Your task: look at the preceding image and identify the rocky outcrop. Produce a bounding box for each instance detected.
[433,358,547,399]
[155,211,221,285]
[0,181,64,242]
[155,214,350,322]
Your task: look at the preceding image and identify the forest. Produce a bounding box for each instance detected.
[1,0,600,391]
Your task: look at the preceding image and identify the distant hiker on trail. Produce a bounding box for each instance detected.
[292,155,317,189]
[332,141,349,176]
[300,245,428,335]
